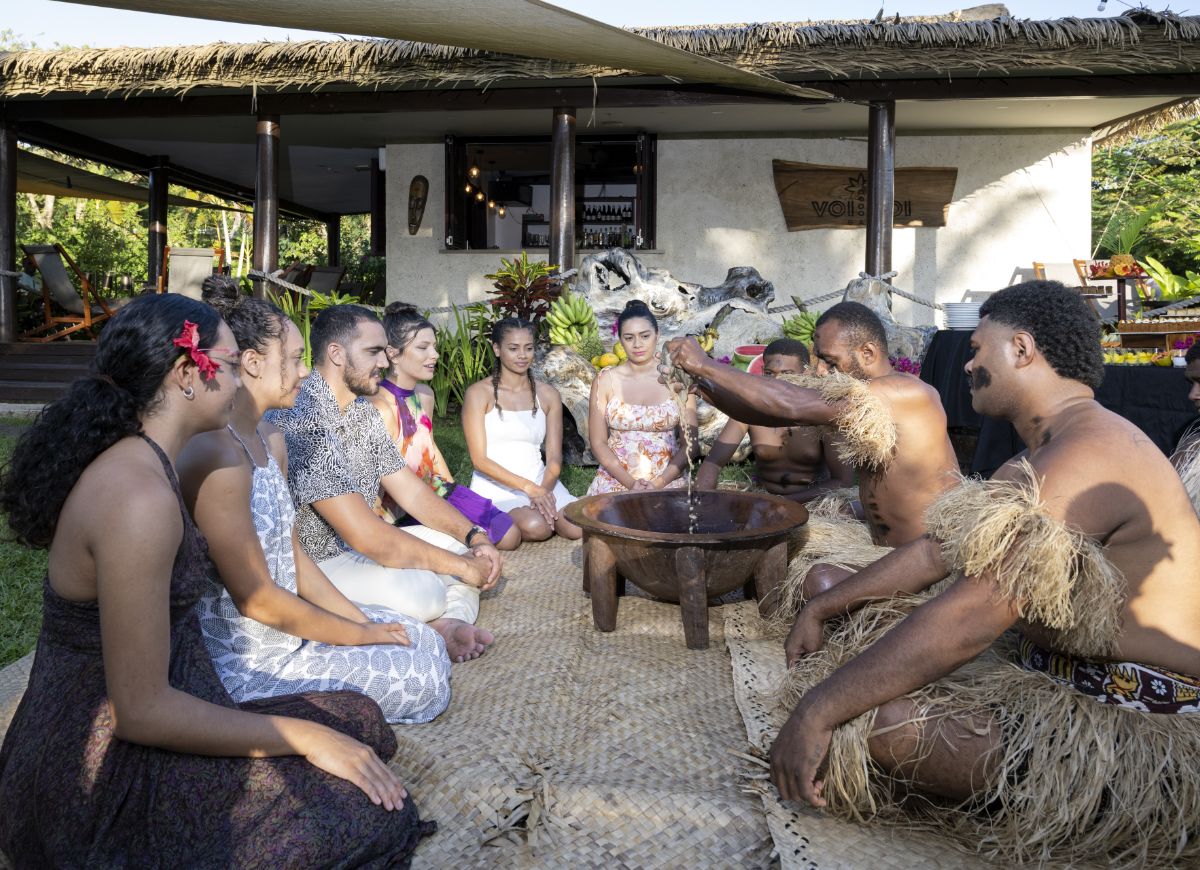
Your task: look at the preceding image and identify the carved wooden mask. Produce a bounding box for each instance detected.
[408,175,429,235]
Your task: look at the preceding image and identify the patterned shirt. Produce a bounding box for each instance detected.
[268,371,404,563]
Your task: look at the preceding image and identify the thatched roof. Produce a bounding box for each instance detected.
[2,8,1199,99]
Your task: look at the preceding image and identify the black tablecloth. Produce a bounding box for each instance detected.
[920,330,1198,476]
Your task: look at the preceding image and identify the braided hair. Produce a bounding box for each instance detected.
[490,317,538,420]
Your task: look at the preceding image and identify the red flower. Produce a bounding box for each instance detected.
[173,320,221,381]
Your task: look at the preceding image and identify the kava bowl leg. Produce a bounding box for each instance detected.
[586,535,619,632]
[676,546,709,650]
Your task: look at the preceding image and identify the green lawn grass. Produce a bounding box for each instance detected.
[0,418,46,667]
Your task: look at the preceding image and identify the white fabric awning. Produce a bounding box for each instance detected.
[60,0,832,100]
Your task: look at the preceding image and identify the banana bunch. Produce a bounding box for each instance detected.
[696,326,718,354]
[546,293,598,347]
[783,311,818,344]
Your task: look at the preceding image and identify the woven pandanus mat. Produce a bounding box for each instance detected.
[723,602,997,870]
[400,536,773,868]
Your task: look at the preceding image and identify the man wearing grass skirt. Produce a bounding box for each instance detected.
[768,282,1200,867]
[665,301,959,620]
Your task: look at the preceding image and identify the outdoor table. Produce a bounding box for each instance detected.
[921,329,1197,477]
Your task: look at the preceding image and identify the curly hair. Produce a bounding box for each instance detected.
[310,304,379,365]
[381,302,435,357]
[202,275,287,357]
[489,317,537,420]
[979,281,1104,390]
[0,294,222,548]
[815,301,889,354]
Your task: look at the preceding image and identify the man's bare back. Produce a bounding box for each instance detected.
[1010,400,1200,675]
[860,373,959,546]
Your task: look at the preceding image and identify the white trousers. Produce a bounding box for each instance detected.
[319,548,480,625]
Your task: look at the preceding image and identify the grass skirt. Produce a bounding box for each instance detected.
[780,596,1200,867]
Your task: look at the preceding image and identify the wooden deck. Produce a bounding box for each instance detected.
[0,341,96,404]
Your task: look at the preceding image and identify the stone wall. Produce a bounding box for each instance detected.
[385,130,1091,322]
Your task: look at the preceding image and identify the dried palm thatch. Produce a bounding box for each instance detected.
[924,461,1125,658]
[2,9,1199,99]
[1093,97,1200,149]
[777,372,897,471]
[775,496,893,626]
[779,614,1200,868]
[764,467,1197,867]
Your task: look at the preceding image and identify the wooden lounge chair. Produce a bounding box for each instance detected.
[306,265,346,294]
[1034,261,1108,318]
[157,247,215,300]
[278,261,312,288]
[20,243,129,343]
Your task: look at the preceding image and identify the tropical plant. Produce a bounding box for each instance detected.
[1140,256,1200,302]
[484,251,563,322]
[1097,207,1158,274]
[270,286,365,367]
[429,303,497,416]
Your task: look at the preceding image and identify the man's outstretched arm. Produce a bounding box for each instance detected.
[771,574,1020,806]
[665,337,840,427]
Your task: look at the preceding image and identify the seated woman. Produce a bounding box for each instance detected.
[371,303,519,551]
[177,280,450,725]
[0,294,429,867]
[587,300,698,495]
[463,317,581,541]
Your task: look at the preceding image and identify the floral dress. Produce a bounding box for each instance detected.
[586,396,687,495]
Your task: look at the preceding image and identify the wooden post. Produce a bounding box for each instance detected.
[369,157,385,256]
[549,106,576,273]
[326,216,341,268]
[147,156,169,288]
[0,120,16,343]
[866,100,896,277]
[252,115,280,298]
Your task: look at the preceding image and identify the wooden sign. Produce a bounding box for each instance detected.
[772,160,958,230]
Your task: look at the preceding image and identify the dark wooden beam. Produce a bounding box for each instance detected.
[0,120,16,343]
[866,101,895,277]
[326,215,341,268]
[252,115,280,298]
[147,156,169,285]
[369,157,385,257]
[6,75,1200,121]
[16,121,331,222]
[549,106,576,274]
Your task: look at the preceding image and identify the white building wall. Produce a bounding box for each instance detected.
[386,131,1091,324]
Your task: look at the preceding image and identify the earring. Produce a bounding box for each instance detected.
[182,385,195,400]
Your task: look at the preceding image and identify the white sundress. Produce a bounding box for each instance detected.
[467,398,577,514]
[195,425,452,725]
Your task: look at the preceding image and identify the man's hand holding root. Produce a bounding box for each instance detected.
[784,605,826,668]
[660,337,709,393]
[770,702,834,807]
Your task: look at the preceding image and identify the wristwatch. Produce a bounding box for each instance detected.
[463,525,488,547]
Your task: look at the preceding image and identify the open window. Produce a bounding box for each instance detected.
[444,133,656,251]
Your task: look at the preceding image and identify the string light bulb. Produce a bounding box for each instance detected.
[475,190,485,202]
[497,205,507,217]
[464,182,473,194]
[487,199,496,209]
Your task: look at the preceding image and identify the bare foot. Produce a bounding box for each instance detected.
[429,618,495,663]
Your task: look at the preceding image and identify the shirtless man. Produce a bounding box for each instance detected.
[694,338,854,502]
[771,282,1200,865]
[667,301,958,595]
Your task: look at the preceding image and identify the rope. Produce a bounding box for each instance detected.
[249,269,458,315]
[766,273,944,314]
